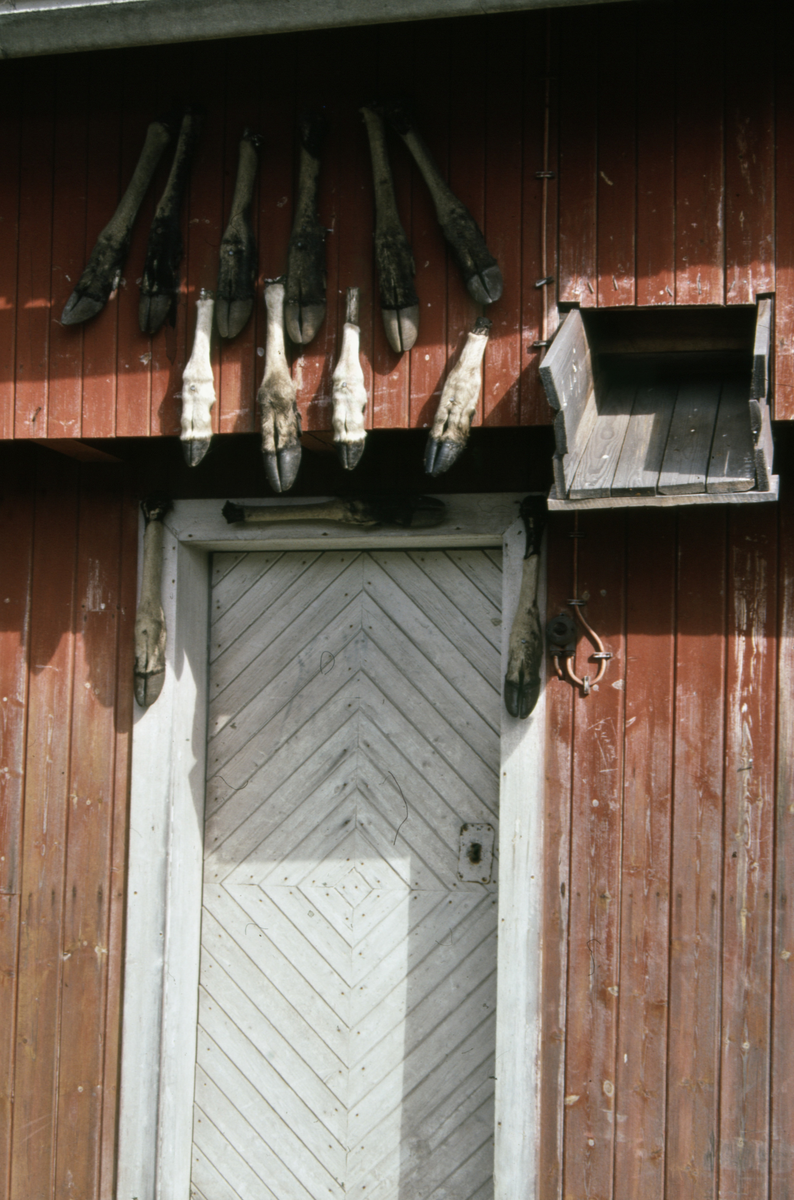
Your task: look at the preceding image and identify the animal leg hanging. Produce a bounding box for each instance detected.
[504,496,547,719]
[223,494,446,528]
[386,102,503,306]
[332,287,368,470]
[180,290,216,466]
[134,497,171,708]
[139,109,200,335]
[62,119,172,325]
[284,114,327,345]
[216,129,262,338]
[425,317,491,476]
[259,280,302,492]
[360,105,419,353]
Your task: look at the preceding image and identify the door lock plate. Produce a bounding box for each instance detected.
[457,823,495,883]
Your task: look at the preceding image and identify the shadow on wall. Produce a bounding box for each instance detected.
[0,441,138,710]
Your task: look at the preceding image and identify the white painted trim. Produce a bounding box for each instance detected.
[116,494,545,1200]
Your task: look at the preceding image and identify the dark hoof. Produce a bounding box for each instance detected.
[467,264,504,306]
[504,674,541,720]
[134,668,165,709]
[424,436,464,477]
[382,305,420,354]
[61,291,106,326]
[216,297,253,340]
[263,443,302,492]
[139,293,174,336]
[285,302,325,345]
[182,437,212,467]
[336,440,365,471]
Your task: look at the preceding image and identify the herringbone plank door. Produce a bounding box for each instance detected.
[191,548,501,1200]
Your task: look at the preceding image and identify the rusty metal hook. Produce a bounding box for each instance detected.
[563,599,611,695]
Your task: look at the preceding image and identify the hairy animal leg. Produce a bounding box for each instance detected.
[284,114,327,345]
[258,280,302,492]
[361,105,419,353]
[134,496,171,708]
[139,109,200,335]
[425,317,491,476]
[216,129,262,339]
[386,101,502,306]
[62,119,172,325]
[504,497,547,718]
[332,287,368,469]
[180,290,216,466]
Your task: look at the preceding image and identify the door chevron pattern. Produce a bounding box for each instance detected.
[192,549,502,1200]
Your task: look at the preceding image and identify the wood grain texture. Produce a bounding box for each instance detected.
[562,512,626,1200]
[0,60,20,441]
[538,516,574,1200]
[613,509,675,1200]
[635,12,675,306]
[0,449,35,1200]
[665,508,727,1200]
[482,13,522,426]
[596,5,636,307]
[10,454,79,1200]
[718,506,777,1198]
[772,490,794,1196]
[657,381,720,495]
[557,7,598,306]
[724,2,775,304]
[674,3,725,304]
[774,5,794,419]
[14,59,55,439]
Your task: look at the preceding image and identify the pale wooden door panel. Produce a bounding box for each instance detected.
[192,549,501,1200]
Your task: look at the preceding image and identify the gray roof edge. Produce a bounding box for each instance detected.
[0,0,631,59]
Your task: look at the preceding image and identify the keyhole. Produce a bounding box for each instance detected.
[467,842,482,865]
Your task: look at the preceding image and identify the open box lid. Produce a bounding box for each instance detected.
[539,299,778,510]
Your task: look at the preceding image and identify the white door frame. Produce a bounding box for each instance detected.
[116,494,547,1200]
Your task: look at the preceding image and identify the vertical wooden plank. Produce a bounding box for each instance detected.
[98,485,137,1200]
[724,3,775,305]
[53,470,122,1200]
[443,18,486,436]
[520,10,554,428]
[408,19,450,428]
[596,5,636,307]
[773,5,794,419]
[80,52,124,439]
[0,447,35,1200]
[539,515,575,1200]
[217,38,261,437]
[636,7,675,306]
[562,511,626,1200]
[666,508,727,1200]
[0,61,21,441]
[9,454,78,1200]
[613,509,676,1200]
[372,21,413,430]
[557,6,598,307]
[115,47,159,439]
[771,492,794,1195]
[293,29,341,436]
[483,13,523,427]
[47,56,89,439]
[675,3,725,305]
[14,59,55,439]
[718,506,777,1199]
[150,40,192,437]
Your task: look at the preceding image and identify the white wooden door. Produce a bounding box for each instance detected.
[191,548,502,1200]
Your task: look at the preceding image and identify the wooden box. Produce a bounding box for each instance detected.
[540,300,778,510]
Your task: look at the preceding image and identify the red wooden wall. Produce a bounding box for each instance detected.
[1,1,793,446]
[0,445,136,1200]
[541,494,794,1199]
